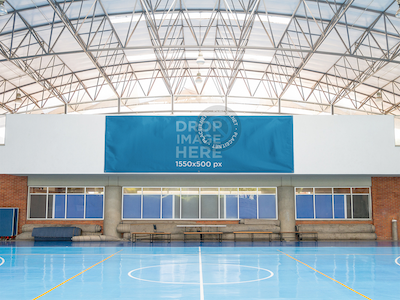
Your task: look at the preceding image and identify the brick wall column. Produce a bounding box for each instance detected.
[372,177,400,240]
[0,175,28,235]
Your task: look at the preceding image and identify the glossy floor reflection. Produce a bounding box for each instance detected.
[0,242,399,299]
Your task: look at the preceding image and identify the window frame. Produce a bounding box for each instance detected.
[294,187,371,220]
[27,186,105,220]
[121,187,278,220]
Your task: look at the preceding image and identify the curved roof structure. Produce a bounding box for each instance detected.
[0,0,400,116]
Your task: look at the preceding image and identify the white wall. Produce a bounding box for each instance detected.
[0,115,5,145]
[293,115,400,175]
[0,115,105,174]
[0,114,399,175]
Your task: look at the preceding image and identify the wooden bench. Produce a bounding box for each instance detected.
[183,231,223,242]
[279,231,318,241]
[131,232,171,243]
[233,231,273,242]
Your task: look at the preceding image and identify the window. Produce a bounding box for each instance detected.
[162,188,177,218]
[353,194,369,219]
[30,194,48,218]
[295,187,371,220]
[315,188,333,219]
[181,195,200,219]
[85,188,103,218]
[122,188,141,219]
[200,188,219,219]
[220,188,238,219]
[143,188,161,218]
[239,188,257,219]
[122,187,277,220]
[28,187,104,219]
[296,195,314,219]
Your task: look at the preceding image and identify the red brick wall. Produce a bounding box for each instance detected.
[0,174,28,235]
[371,177,400,240]
[0,174,103,235]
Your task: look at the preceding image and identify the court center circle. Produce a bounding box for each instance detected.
[128,263,273,285]
[0,257,4,267]
[396,256,400,267]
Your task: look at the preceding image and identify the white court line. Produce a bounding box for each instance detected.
[396,256,400,266]
[127,263,274,285]
[0,257,4,266]
[199,247,204,300]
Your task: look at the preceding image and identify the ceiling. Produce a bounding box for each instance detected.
[0,0,400,116]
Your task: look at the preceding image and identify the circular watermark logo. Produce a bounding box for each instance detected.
[197,105,241,151]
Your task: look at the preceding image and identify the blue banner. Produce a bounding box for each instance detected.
[105,116,293,173]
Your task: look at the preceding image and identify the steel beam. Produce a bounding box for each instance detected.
[47,0,120,98]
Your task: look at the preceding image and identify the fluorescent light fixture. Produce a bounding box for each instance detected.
[196,51,205,65]
[15,89,22,104]
[0,0,7,16]
[375,91,383,107]
[195,72,202,84]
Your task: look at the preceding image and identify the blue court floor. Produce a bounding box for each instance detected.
[0,241,399,300]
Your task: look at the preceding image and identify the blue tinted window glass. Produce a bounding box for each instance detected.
[162,195,173,218]
[258,195,276,219]
[143,195,161,218]
[296,195,314,219]
[54,195,66,218]
[181,195,199,218]
[85,195,103,218]
[226,195,238,218]
[315,195,333,219]
[239,195,257,219]
[334,195,345,218]
[67,195,84,218]
[123,195,141,219]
